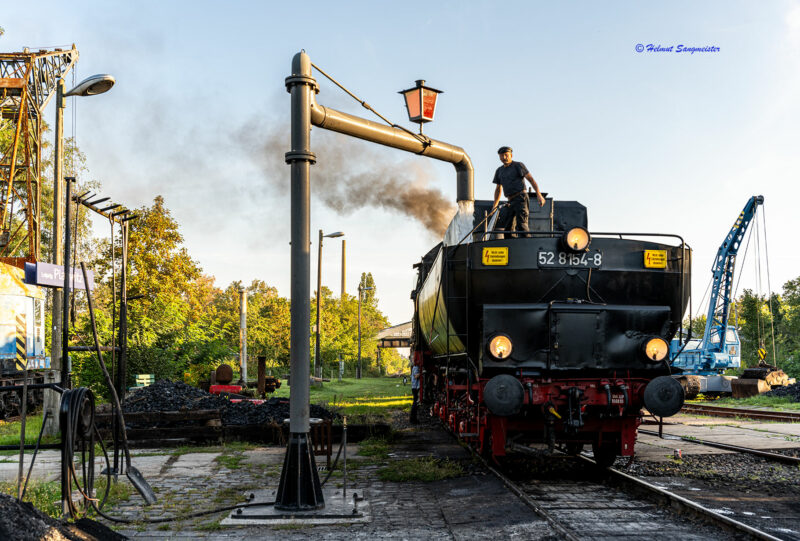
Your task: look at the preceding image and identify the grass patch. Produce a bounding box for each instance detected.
[215,453,246,470]
[273,377,412,418]
[0,414,60,454]
[710,395,800,410]
[0,479,61,518]
[171,441,260,456]
[357,437,391,459]
[196,520,223,531]
[212,485,257,504]
[95,476,133,507]
[377,457,463,482]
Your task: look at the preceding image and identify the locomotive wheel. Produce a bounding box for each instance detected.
[565,442,584,455]
[591,442,617,468]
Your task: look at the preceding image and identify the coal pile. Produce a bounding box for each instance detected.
[0,493,81,541]
[123,380,226,413]
[762,381,800,401]
[122,379,336,426]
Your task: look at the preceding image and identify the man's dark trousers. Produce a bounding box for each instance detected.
[496,193,530,237]
[410,388,419,423]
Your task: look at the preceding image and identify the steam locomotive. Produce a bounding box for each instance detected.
[411,197,689,466]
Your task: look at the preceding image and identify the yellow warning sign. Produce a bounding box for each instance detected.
[644,250,667,269]
[482,247,508,266]
[758,347,767,361]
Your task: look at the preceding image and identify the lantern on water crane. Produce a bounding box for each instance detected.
[399,79,443,134]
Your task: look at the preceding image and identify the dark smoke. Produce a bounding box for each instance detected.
[244,122,456,236]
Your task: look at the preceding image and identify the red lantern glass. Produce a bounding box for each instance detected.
[399,80,442,126]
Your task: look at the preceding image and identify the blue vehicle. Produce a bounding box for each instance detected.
[670,196,761,396]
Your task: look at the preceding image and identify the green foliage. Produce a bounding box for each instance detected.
[8,130,404,393]
[0,414,59,451]
[733,286,799,378]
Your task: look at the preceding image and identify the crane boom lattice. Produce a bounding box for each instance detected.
[0,46,79,267]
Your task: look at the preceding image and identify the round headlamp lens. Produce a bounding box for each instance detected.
[644,337,669,362]
[563,227,591,252]
[489,335,513,360]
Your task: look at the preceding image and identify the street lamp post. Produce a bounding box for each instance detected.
[314,230,343,379]
[45,73,115,436]
[357,283,373,379]
[341,239,346,298]
[239,286,247,385]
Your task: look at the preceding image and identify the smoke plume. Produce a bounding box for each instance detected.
[245,123,456,236]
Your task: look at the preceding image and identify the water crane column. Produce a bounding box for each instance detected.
[276,51,324,511]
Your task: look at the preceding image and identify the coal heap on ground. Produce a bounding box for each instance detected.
[0,493,123,541]
[122,379,335,426]
[763,382,800,401]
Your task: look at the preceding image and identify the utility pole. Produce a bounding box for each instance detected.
[341,239,346,298]
[239,286,247,385]
[314,230,343,380]
[357,282,373,379]
[43,79,66,435]
[315,229,323,380]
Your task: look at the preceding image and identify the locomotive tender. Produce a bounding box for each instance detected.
[411,197,690,466]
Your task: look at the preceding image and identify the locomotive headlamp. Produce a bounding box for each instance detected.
[561,227,591,252]
[643,337,669,362]
[488,334,513,360]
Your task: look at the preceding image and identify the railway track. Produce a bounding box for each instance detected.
[477,444,782,541]
[681,403,800,423]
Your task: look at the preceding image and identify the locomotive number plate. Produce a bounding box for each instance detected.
[538,250,602,268]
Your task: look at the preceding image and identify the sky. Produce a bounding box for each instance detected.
[2,1,799,325]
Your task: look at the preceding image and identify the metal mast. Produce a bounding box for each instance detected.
[0,46,79,266]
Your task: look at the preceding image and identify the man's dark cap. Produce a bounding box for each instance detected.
[497,146,512,154]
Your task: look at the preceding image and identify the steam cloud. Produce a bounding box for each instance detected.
[246,123,456,236]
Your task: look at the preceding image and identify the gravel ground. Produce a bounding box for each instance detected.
[624,452,800,497]
[624,452,800,539]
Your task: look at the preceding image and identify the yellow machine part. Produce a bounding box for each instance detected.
[731,378,771,399]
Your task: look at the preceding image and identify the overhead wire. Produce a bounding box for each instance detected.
[761,207,778,365]
[310,61,429,146]
[753,210,765,351]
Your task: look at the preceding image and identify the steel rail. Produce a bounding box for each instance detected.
[440,426,579,540]
[682,403,800,423]
[639,428,800,465]
[446,418,780,540]
[576,454,783,541]
[475,450,581,541]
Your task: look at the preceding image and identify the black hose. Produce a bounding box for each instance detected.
[321,435,347,486]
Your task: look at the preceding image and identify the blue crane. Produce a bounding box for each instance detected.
[670,195,763,388]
